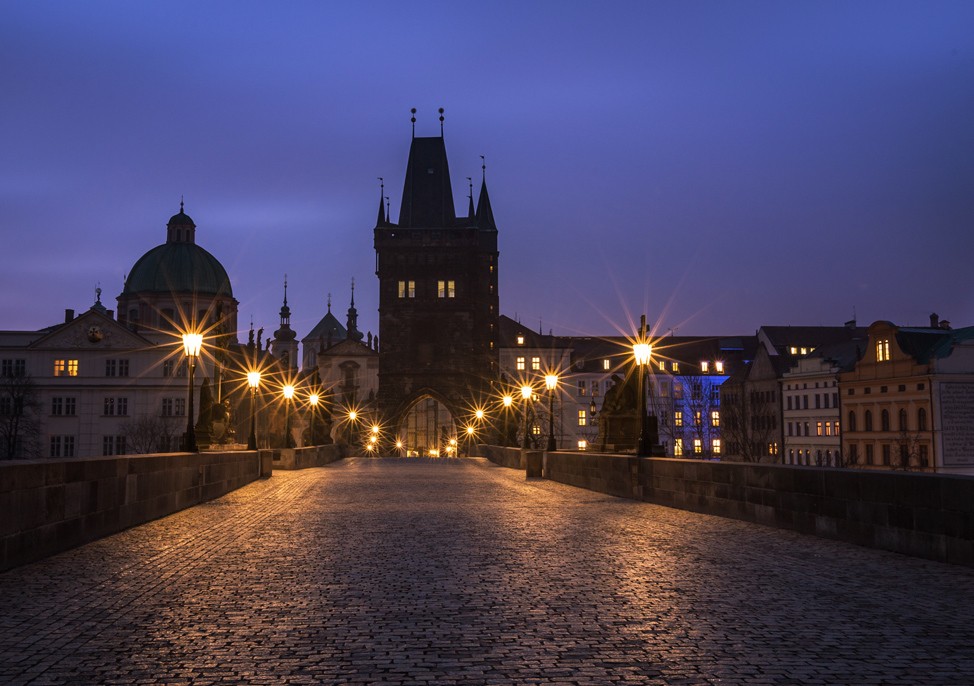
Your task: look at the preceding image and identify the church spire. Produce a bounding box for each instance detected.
[345,278,363,341]
[466,177,475,219]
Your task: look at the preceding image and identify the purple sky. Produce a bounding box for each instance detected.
[3,1,973,341]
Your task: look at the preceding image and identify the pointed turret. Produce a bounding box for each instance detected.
[345,278,364,341]
[398,135,456,228]
[476,178,496,230]
[272,276,298,369]
[376,178,387,227]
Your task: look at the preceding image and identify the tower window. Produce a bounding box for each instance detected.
[876,339,891,362]
[437,280,455,298]
[516,356,525,371]
[397,280,416,298]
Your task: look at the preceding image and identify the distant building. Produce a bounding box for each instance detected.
[840,316,974,475]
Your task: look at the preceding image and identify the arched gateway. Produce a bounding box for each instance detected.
[396,393,458,457]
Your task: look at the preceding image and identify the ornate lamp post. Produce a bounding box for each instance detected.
[282,384,295,448]
[181,332,203,453]
[465,424,476,456]
[309,393,319,446]
[247,371,261,450]
[545,373,558,451]
[633,314,653,458]
[520,384,533,450]
[502,394,514,446]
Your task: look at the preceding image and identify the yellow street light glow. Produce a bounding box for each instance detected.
[371,425,380,435]
[246,371,261,389]
[466,425,475,435]
[520,385,533,400]
[545,374,558,391]
[502,395,514,407]
[348,410,358,421]
[395,440,404,449]
[449,438,457,446]
[182,332,203,358]
[309,393,319,407]
[475,409,485,420]
[633,342,652,366]
[282,384,295,400]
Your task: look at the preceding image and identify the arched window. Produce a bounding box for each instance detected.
[918,407,927,432]
[848,410,857,432]
[864,410,873,432]
[898,408,908,432]
[881,409,890,432]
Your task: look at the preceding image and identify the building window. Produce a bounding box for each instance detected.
[674,411,683,427]
[592,381,600,397]
[786,396,792,410]
[516,335,525,346]
[105,359,130,377]
[876,339,891,362]
[54,359,79,377]
[694,411,702,426]
[864,410,873,432]
[603,359,610,371]
[531,357,541,371]
[162,398,186,417]
[881,409,890,432]
[674,438,684,456]
[531,424,541,436]
[865,444,874,465]
[577,440,587,451]
[711,410,720,427]
[882,444,891,466]
[51,397,76,416]
[437,280,455,298]
[825,421,832,436]
[577,381,586,396]
[102,436,127,456]
[715,361,724,374]
[516,356,525,371]
[103,397,128,416]
[693,439,703,454]
[658,360,665,371]
[672,362,680,373]
[816,421,823,436]
[577,409,587,427]
[700,361,709,373]
[918,407,927,431]
[1,359,26,377]
[919,445,929,467]
[712,439,721,455]
[769,442,779,456]
[787,422,793,437]
[50,435,75,458]
[848,411,857,432]
[397,280,416,298]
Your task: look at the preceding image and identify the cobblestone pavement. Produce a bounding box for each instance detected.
[2,458,974,685]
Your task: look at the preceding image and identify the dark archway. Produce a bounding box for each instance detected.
[396,392,458,457]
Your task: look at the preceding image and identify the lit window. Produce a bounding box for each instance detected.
[437,280,455,298]
[658,360,665,371]
[516,357,525,371]
[876,339,891,362]
[800,347,808,355]
[516,335,525,346]
[397,280,417,298]
[67,360,78,376]
[674,438,683,456]
[577,381,586,396]
[693,439,702,454]
[694,411,702,426]
[816,421,823,436]
[715,361,724,373]
[711,410,720,427]
[531,357,541,371]
[54,359,65,376]
[672,362,680,372]
[531,424,541,436]
[577,409,587,427]
[674,411,683,427]
[712,439,721,455]
[603,359,610,371]
[790,347,798,355]
[577,440,588,451]
[825,421,832,436]
[701,361,709,373]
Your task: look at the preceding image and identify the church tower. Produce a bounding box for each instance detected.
[374,110,499,448]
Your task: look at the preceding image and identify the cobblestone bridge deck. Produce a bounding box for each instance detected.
[2,457,973,685]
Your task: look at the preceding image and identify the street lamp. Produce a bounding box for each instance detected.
[465,424,476,456]
[545,373,558,452]
[633,314,652,457]
[181,332,203,452]
[247,370,261,450]
[502,394,514,447]
[309,393,319,446]
[520,384,533,450]
[282,384,295,448]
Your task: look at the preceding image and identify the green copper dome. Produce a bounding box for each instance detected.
[123,241,233,296]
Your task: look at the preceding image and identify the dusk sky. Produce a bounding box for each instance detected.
[3,1,973,341]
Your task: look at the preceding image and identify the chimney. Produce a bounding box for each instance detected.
[930,313,939,329]
[941,320,951,330]
[64,309,74,323]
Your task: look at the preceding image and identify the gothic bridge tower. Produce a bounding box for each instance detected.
[374,110,499,452]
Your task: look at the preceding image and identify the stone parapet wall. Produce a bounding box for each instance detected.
[486,447,974,567]
[0,450,264,572]
[477,444,522,470]
[270,445,344,470]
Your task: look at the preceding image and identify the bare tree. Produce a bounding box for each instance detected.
[0,373,42,460]
[676,376,720,458]
[121,414,182,454]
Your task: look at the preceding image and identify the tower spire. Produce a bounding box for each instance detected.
[476,157,496,231]
[410,107,416,138]
[466,176,475,218]
[376,177,386,226]
[439,107,445,137]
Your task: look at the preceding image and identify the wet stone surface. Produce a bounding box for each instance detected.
[2,457,974,685]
